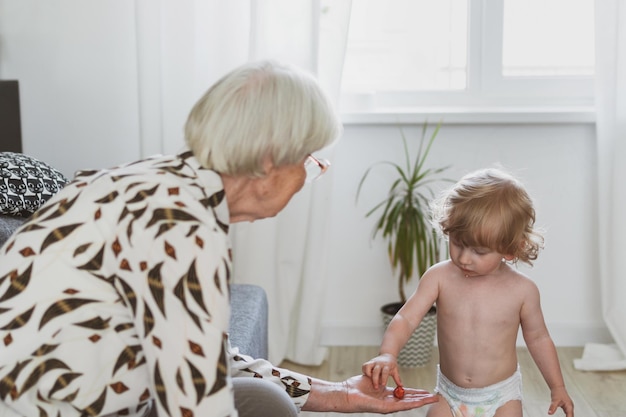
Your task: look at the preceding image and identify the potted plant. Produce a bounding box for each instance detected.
[356,122,450,367]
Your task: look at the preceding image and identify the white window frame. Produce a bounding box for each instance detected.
[340,0,595,124]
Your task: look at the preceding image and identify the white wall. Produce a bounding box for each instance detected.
[0,1,227,176]
[0,2,609,348]
[322,122,610,347]
[0,1,143,175]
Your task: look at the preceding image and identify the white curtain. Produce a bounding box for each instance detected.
[229,1,352,366]
[120,0,353,366]
[135,0,256,157]
[578,0,626,369]
[1,0,351,367]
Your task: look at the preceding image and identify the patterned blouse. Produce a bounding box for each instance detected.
[0,152,311,417]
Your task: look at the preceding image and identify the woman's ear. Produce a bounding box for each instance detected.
[259,154,278,177]
[253,155,277,196]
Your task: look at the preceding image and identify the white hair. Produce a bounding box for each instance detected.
[185,60,342,176]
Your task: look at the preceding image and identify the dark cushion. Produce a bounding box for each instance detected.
[0,152,69,216]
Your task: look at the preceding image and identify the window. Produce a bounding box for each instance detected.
[340,0,595,113]
[502,0,594,77]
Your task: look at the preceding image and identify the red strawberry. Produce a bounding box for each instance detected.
[393,385,405,399]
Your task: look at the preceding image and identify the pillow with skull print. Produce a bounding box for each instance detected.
[0,152,70,216]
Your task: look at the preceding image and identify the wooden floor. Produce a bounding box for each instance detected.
[280,346,626,417]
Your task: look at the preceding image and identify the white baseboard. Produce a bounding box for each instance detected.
[544,322,614,346]
[320,323,614,347]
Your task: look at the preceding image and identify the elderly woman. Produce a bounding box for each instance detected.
[0,61,437,416]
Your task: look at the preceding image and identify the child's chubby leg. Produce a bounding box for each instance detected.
[493,399,522,417]
[425,394,453,417]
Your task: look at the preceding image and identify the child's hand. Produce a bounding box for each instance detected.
[362,353,401,390]
[548,386,574,417]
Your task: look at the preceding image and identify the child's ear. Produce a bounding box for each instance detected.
[503,254,516,261]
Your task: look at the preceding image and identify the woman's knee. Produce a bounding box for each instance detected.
[232,377,298,417]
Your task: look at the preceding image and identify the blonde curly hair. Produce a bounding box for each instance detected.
[431,168,544,265]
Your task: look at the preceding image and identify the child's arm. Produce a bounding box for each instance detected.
[362,269,440,389]
[520,280,574,417]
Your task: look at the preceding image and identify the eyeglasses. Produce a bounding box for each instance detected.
[304,154,331,183]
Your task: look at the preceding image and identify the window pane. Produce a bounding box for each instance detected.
[341,0,468,93]
[502,0,594,77]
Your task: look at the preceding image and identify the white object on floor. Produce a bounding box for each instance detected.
[573,343,626,371]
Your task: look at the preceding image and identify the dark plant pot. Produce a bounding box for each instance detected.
[381,302,437,367]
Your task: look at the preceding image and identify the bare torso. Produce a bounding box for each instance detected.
[431,261,534,388]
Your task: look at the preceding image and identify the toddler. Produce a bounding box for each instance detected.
[362,168,574,417]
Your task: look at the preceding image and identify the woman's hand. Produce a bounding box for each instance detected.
[344,375,438,413]
[302,375,439,414]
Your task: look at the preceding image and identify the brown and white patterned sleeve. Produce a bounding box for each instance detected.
[228,345,312,411]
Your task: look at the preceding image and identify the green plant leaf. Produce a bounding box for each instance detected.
[355,121,451,303]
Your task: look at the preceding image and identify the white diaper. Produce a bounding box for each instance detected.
[434,364,523,417]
